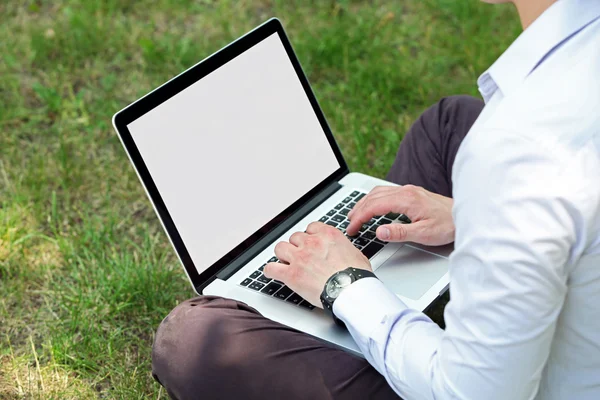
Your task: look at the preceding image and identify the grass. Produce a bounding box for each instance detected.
[0,1,520,398]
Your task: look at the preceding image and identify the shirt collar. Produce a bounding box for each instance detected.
[478,0,600,103]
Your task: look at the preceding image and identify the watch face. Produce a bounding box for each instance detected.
[326,272,353,299]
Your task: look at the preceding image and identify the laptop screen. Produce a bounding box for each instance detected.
[127,32,341,274]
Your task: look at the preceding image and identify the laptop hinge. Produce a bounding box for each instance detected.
[197,180,343,292]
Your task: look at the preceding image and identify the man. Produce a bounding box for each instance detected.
[152,0,600,398]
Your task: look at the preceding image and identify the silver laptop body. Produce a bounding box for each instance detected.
[112,18,450,355]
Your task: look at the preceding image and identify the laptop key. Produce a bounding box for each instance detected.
[261,281,282,296]
[340,221,349,229]
[361,242,384,259]
[349,201,357,209]
[286,293,304,305]
[398,214,412,224]
[326,221,338,228]
[353,243,363,250]
[268,256,278,263]
[259,264,266,271]
[327,209,336,217]
[298,300,315,310]
[350,191,360,197]
[379,218,393,225]
[339,208,352,217]
[248,281,265,291]
[274,285,294,300]
[249,271,261,279]
[240,278,252,286]
[342,197,352,203]
[334,203,344,210]
[354,237,370,247]
[257,274,271,284]
[319,216,328,222]
[355,193,366,201]
[362,231,376,240]
[385,212,400,220]
[331,214,345,223]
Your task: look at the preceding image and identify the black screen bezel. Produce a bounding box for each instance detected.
[112,18,349,290]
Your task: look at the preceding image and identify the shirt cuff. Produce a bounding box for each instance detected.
[333,277,408,337]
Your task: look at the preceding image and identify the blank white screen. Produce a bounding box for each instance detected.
[128,32,340,274]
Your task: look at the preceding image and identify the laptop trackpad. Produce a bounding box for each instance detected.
[375,245,448,300]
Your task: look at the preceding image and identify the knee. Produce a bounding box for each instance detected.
[435,95,485,130]
[151,296,246,398]
[440,95,484,110]
[152,297,217,376]
[401,95,485,151]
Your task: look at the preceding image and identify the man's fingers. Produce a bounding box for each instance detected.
[349,190,399,219]
[347,195,408,235]
[306,221,327,234]
[348,194,369,219]
[376,221,424,243]
[348,186,395,219]
[263,262,288,281]
[369,185,396,194]
[274,241,295,263]
[289,231,308,247]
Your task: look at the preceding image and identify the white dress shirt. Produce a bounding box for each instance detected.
[334,1,600,399]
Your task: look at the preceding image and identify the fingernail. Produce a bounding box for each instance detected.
[379,227,390,240]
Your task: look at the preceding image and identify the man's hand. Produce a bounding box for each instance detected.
[263,222,372,307]
[346,185,455,246]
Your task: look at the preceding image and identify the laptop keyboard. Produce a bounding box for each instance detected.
[239,190,412,309]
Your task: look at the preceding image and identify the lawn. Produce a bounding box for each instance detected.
[0,1,520,398]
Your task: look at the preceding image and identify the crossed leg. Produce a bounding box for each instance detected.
[152,96,485,400]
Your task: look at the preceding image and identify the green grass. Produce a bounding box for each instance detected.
[0,1,520,398]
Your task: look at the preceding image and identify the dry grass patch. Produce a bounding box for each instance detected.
[0,203,63,276]
[0,343,96,400]
[1,205,38,265]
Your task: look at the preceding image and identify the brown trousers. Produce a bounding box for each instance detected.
[152,96,485,400]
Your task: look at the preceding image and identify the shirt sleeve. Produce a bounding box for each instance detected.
[334,278,444,398]
[334,130,585,400]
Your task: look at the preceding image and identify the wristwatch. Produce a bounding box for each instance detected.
[320,267,378,327]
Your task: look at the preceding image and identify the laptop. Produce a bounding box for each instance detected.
[112,18,451,355]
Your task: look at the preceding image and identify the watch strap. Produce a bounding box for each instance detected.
[321,267,377,326]
[350,267,377,281]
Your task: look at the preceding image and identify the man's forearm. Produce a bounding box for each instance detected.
[334,278,446,399]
